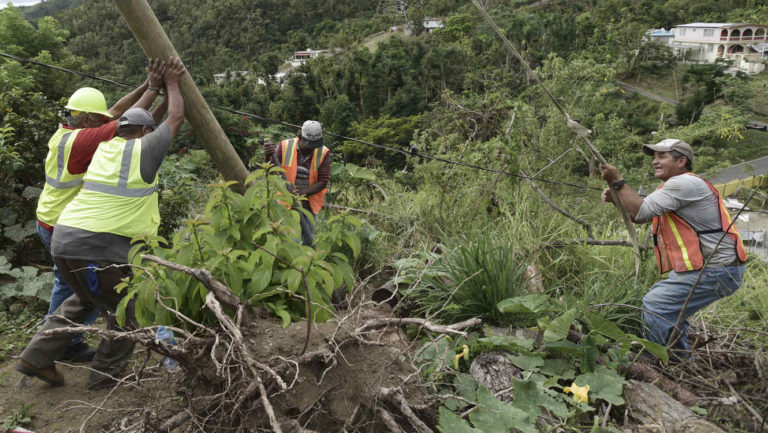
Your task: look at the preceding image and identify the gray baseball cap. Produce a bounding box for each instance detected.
[300,120,323,148]
[642,138,693,163]
[119,107,156,129]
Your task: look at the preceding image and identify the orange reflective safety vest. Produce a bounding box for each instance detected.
[652,173,747,274]
[279,138,330,214]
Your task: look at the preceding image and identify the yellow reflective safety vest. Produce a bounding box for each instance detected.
[36,127,87,226]
[279,138,329,214]
[56,136,160,239]
[652,173,748,274]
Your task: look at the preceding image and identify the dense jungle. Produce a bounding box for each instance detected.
[1,0,768,432]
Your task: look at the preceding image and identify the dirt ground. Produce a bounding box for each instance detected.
[0,304,424,433]
[0,349,179,432]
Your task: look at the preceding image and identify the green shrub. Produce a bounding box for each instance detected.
[395,235,534,326]
[122,165,360,327]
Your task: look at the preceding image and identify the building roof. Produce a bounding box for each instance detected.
[749,43,768,53]
[649,29,674,36]
[676,23,742,28]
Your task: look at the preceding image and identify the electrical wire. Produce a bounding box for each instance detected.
[1,51,607,193]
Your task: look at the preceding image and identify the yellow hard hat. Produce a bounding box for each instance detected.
[65,87,110,116]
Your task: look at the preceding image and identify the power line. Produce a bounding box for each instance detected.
[1,51,606,192]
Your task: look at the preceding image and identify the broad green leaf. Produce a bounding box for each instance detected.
[477,334,534,352]
[579,335,600,373]
[497,294,551,313]
[543,340,581,354]
[470,386,536,433]
[583,312,629,345]
[0,207,18,226]
[574,367,627,405]
[508,354,544,371]
[633,337,669,362]
[116,288,137,327]
[511,378,569,418]
[3,220,37,243]
[543,309,577,342]
[280,269,303,292]
[540,358,575,380]
[340,231,360,258]
[437,407,480,433]
[274,307,292,328]
[345,163,376,181]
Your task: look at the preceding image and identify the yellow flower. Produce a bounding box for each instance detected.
[453,344,469,369]
[563,383,590,404]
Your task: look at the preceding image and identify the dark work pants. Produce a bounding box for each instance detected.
[299,208,317,247]
[21,258,137,386]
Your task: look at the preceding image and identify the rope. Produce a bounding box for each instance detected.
[1,51,605,193]
[470,0,642,278]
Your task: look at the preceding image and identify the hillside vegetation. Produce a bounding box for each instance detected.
[1,0,768,432]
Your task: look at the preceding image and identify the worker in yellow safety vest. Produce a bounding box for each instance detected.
[17,57,186,390]
[599,139,747,361]
[263,120,331,246]
[35,59,166,363]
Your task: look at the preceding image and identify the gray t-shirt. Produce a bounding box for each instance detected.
[52,123,173,263]
[635,174,736,266]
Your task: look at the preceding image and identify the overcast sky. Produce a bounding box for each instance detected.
[1,1,44,9]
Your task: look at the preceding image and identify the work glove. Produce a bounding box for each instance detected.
[263,139,275,158]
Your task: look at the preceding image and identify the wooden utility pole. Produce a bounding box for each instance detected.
[113,0,248,193]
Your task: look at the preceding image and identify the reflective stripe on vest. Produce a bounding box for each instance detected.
[279,138,329,214]
[652,173,748,273]
[82,139,157,197]
[36,128,86,226]
[663,213,695,271]
[56,136,161,239]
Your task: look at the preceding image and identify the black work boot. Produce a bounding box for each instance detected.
[61,341,97,362]
[16,359,65,386]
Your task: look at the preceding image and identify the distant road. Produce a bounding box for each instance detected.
[615,81,679,105]
[706,155,768,186]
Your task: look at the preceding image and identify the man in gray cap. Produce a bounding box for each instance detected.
[599,138,747,361]
[264,120,331,246]
[16,57,187,390]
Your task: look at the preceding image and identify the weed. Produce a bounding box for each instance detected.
[0,403,34,431]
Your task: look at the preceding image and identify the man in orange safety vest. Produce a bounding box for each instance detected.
[263,120,330,246]
[599,139,746,361]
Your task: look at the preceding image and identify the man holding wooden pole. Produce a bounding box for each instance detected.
[600,139,747,361]
[16,58,186,390]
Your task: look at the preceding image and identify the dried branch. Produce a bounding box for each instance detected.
[375,407,407,433]
[542,239,650,249]
[141,254,245,317]
[379,387,434,433]
[521,169,595,238]
[356,317,481,337]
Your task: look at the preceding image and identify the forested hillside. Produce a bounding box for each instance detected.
[1,0,768,432]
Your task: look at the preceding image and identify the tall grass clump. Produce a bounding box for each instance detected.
[398,234,535,326]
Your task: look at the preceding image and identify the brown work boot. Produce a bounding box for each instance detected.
[15,359,65,387]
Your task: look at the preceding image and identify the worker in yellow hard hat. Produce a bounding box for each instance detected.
[18,57,187,390]
[33,58,167,364]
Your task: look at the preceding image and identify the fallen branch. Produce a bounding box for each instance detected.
[379,387,434,433]
[375,407,407,433]
[328,203,390,219]
[356,317,481,337]
[521,169,594,239]
[542,239,650,249]
[142,254,246,317]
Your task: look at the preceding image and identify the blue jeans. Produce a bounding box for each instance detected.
[37,222,100,346]
[642,265,744,359]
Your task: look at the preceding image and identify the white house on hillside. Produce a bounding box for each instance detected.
[422,19,444,33]
[671,23,768,73]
